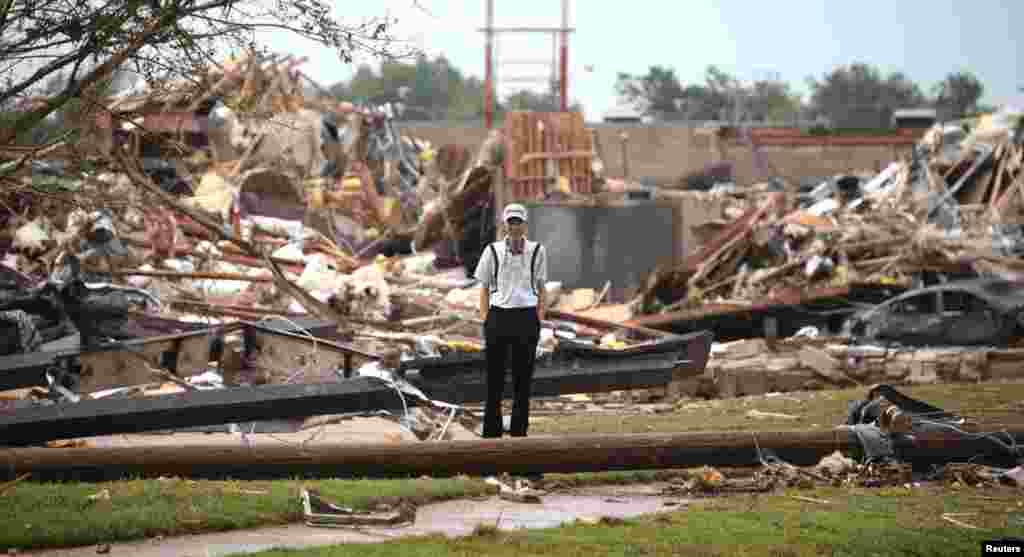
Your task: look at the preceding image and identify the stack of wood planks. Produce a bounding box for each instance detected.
[502,111,595,199]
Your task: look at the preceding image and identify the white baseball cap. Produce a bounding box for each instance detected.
[503,203,528,223]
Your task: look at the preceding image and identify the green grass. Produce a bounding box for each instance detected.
[531,381,1024,436]
[5,381,1023,553]
[0,468,754,552]
[239,485,1024,557]
[0,476,497,551]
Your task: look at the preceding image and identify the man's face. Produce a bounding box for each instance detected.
[506,217,525,238]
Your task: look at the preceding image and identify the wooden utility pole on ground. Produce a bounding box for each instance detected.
[5,425,1022,481]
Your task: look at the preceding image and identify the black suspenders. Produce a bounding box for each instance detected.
[488,242,541,295]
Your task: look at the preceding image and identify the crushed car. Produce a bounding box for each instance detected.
[842,278,1024,347]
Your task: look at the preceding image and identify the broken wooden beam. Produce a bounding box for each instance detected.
[102,270,274,283]
[166,299,308,320]
[5,425,1022,481]
[519,150,595,165]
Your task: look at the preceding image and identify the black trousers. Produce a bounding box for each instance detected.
[483,306,541,438]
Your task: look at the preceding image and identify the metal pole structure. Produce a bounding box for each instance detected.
[559,0,569,112]
[479,4,575,119]
[484,0,495,129]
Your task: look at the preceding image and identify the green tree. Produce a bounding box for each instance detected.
[701,65,743,121]
[328,56,585,121]
[411,53,435,107]
[614,65,799,123]
[447,75,484,121]
[747,80,801,122]
[379,61,417,100]
[933,71,985,119]
[347,64,385,103]
[503,78,583,114]
[614,65,687,119]
[807,63,926,128]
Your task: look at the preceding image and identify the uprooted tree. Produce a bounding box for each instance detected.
[0,0,411,147]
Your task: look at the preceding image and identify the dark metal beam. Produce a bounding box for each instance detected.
[0,350,68,392]
[0,356,680,446]
[413,353,678,404]
[0,327,225,392]
[0,378,406,446]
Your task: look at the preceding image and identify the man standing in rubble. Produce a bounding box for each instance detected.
[474,203,548,439]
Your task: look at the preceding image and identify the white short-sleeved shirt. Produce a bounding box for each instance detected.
[474,239,548,308]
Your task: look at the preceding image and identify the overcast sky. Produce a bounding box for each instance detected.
[258,0,1022,121]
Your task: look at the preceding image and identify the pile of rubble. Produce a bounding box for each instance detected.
[0,49,708,451]
[662,384,1024,499]
[683,337,1024,400]
[1,52,482,326]
[636,109,1024,315]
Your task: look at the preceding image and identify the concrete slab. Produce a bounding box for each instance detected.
[71,412,486,450]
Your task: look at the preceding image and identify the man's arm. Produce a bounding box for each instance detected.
[536,245,548,321]
[480,286,490,321]
[474,246,494,321]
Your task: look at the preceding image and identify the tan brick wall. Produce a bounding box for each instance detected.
[401,124,914,187]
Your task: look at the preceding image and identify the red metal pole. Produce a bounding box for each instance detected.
[559,0,569,112]
[484,0,495,129]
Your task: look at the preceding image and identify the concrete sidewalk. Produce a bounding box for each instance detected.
[27,488,680,557]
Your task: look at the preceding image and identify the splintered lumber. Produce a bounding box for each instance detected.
[6,425,1024,481]
[413,165,494,251]
[640,193,786,307]
[413,132,500,251]
[112,148,350,326]
[104,270,275,282]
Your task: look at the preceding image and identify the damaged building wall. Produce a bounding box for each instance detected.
[401,124,916,187]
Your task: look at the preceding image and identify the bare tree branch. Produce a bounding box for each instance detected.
[2,0,405,148]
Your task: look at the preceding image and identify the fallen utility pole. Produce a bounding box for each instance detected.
[4,426,1023,482]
